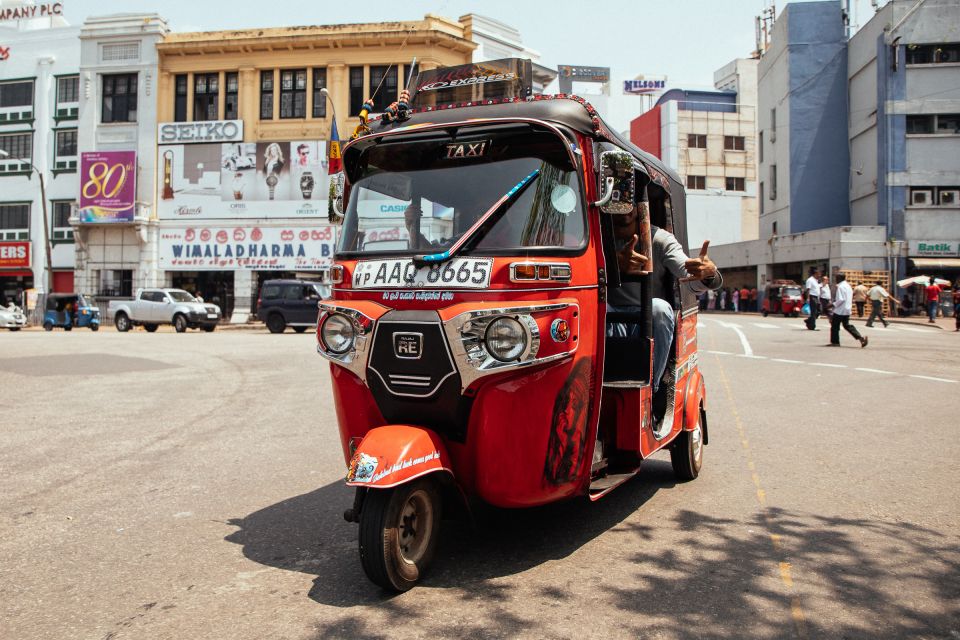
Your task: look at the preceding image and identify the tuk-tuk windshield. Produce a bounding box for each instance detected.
[337,128,585,257]
[783,287,801,298]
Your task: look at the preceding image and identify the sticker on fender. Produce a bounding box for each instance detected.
[353,257,493,289]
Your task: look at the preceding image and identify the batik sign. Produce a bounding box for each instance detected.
[79,151,137,223]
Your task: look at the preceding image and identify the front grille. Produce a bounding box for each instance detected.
[387,373,433,388]
[368,311,456,398]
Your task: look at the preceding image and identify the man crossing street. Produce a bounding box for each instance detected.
[829,274,868,348]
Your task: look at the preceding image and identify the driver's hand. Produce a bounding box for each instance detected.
[683,256,717,280]
[618,234,650,275]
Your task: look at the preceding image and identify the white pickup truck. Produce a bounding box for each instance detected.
[108,288,222,333]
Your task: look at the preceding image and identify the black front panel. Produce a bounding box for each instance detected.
[367,311,470,442]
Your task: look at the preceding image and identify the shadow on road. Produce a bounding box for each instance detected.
[224,462,960,639]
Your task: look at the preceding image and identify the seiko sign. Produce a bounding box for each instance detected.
[158,120,243,144]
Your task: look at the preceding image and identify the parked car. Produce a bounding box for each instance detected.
[109,288,221,333]
[0,303,27,331]
[43,293,100,331]
[256,279,323,333]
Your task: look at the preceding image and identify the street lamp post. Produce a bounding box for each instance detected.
[0,149,55,297]
[319,87,339,131]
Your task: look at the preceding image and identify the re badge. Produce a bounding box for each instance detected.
[393,332,423,359]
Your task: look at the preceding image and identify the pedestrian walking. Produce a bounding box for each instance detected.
[739,286,750,312]
[853,281,868,317]
[732,288,740,312]
[953,280,960,332]
[829,274,868,348]
[749,286,758,312]
[718,288,727,312]
[804,268,821,330]
[820,276,833,320]
[866,281,898,327]
[706,288,715,311]
[924,279,946,323]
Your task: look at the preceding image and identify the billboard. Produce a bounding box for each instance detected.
[79,151,137,223]
[158,224,337,271]
[624,77,667,95]
[0,241,30,268]
[411,58,533,107]
[158,141,330,220]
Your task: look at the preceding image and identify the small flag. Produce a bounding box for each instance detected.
[328,119,342,175]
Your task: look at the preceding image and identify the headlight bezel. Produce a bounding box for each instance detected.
[483,316,529,362]
[320,313,356,355]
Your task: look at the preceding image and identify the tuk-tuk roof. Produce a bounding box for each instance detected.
[354,95,682,185]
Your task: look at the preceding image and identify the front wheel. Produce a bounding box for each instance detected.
[671,409,704,481]
[792,311,800,318]
[266,313,286,334]
[173,314,188,333]
[202,325,216,332]
[90,324,100,332]
[144,324,158,333]
[43,321,53,331]
[359,479,442,592]
[761,310,768,317]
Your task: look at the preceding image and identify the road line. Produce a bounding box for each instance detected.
[706,350,732,355]
[718,321,754,356]
[713,355,808,638]
[909,374,958,384]
[737,354,767,359]
[855,367,896,375]
[809,362,847,368]
[772,358,804,364]
[752,323,779,329]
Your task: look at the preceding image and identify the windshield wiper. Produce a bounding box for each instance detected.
[412,169,540,267]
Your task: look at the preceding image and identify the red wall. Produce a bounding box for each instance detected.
[53,271,74,293]
[629,106,662,159]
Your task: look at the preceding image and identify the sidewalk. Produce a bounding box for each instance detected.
[701,309,956,331]
[14,321,268,333]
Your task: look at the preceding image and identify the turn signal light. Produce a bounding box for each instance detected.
[513,264,538,280]
[509,262,573,283]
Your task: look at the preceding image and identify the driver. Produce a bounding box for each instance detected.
[609,205,722,392]
[403,203,434,250]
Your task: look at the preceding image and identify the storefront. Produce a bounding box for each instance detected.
[0,241,33,308]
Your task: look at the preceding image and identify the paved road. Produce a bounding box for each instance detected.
[1,321,957,639]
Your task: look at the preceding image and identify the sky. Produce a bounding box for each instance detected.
[58,0,884,90]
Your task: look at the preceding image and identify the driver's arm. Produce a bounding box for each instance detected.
[658,233,722,293]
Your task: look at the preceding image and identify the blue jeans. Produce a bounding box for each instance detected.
[928,300,938,321]
[607,298,675,392]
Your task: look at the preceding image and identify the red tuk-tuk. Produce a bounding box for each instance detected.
[761,280,803,317]
[316,61,710,591]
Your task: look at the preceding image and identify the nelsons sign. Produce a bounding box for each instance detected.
[158,120,243,145]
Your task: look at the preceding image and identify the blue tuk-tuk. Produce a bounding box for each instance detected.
[43,293,100,331]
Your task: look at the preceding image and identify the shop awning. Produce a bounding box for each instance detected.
[0,270,33,277]
[908,257,960,271]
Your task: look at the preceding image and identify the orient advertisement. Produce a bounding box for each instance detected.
[79,151,137,223]
[159,225,337,271]
[158,140,330,220]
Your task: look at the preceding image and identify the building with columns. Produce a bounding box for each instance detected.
[153,15,475,321]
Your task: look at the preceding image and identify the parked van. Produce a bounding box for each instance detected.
[257,279,323,333]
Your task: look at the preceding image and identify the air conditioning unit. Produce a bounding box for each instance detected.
[911,189,933,206]
[938,189,959,206]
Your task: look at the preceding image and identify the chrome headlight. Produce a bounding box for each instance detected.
[321,313,356,354]
[484,317,528,362]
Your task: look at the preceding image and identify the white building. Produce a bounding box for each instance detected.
[0,4,78,307]
[72,13,168,302]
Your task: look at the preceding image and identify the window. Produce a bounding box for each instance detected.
[225,72,239,120]
[759,182,765,214]
[0,80,34,108]
[908,187,960,207]
[769,164,777,199]
[906,43,960,65]
[686,175,706,190]
[0,132,32,163]
[759,131,764,163]
[907,114,960,134]
[369,65,398,113]
[0,203,29,240]
[174,74,188,122]
[98,269,133,297]
[100,42,139,63]
[57,76,79,104]
[52,201,73,242]
[349,66,365,116]
[193,73,219,121]
[279,69,307,119]
[772,221,778,236]
[770,107,777,142]
[725,177,746,191]
[260,71,274,120]
[102,73,138,123]
[724,136,745,151]
[687,133,707,149]
[54,130,77,172]
[312,68,327,118]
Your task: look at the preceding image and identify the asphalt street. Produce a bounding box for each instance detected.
[1,318,958,639]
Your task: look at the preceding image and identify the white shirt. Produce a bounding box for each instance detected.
[820,283,832,300]
[868,285,889,301]
[833,281,853,316]
[805,276,820,298]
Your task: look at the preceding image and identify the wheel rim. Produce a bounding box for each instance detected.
[117,317,127,330]
[692,421,704,464]
[176,317,185,330]
[395,489,434,565]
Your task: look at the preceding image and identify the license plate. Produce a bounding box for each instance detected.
[353,258,493,289]
[206,313,218,319]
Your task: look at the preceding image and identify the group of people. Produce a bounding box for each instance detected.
[699,286,758,312]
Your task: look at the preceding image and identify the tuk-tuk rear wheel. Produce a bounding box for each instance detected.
[90,324,99,332]
[43,321,53,331]
[671,408,704,481]
[359,478,441,592]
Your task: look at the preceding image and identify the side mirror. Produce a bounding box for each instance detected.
[596,150,635,214]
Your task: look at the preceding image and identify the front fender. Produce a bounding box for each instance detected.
[345,425,454,489]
